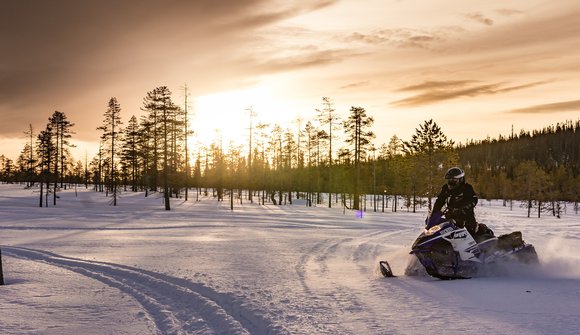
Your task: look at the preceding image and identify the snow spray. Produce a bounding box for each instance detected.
[536,237,580,279]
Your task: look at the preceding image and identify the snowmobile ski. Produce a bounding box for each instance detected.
[379,260,396,278]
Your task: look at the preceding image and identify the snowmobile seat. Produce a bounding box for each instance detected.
[477,236,498,252]
[497,231,524,250]
[473,227,495,243]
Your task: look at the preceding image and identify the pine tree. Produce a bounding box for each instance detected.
[316,97,340,208]
[183,85,192,201]
[403,119,454,210]
[97,97,123,205]
[514,160,551,217]
[36,126,54,207]
[303,121,317,206]
[246,107,256,203]
[143,87,179,210]
[343,106,375,210]
[22,124,36,186]
[48,111,75,205]
[122,115,140,192]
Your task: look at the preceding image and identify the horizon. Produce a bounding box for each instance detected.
[2,1,580,161]
[1,113,575,164]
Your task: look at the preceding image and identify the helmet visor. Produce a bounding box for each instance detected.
[447,178,460,187]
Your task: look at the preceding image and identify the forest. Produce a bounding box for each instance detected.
[0,86,578,217]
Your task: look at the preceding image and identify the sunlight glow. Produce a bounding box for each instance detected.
[190,85,299,151]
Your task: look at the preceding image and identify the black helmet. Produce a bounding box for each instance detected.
[445,167,465,189]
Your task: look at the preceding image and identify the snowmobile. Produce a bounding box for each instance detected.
[379,211,539,279]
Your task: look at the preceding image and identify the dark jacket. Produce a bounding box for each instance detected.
[433,182,478,225]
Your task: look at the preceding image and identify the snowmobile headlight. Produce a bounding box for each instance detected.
[425,224,443,236]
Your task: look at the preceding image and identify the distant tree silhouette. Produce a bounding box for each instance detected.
[514,160,551,217]
[4,84,580,218]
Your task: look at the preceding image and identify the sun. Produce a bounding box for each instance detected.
[189,85,292,151]
[187,81,321,160]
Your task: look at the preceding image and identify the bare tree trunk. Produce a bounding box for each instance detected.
[39,177,44,207]
[0,248,4,285]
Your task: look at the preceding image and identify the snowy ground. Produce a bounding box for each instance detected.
[1,184,579,335]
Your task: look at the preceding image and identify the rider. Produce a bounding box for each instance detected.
[432,167,493,240]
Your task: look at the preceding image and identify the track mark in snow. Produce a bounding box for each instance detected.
[295,237,387,334]
[294,230,420,334]
[296,237,351,290]
[3,247,281,335]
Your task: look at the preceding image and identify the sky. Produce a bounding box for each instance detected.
[1,0,579,161]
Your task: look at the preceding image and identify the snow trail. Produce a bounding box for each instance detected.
[2,246,283,335]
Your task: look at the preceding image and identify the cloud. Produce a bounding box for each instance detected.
[451,7,580,55]
[464,12,494,26]
[0,0,339,138]
[391,80,548,107]
[221,0,339,30]
[397,80,478,92]
[341,27,460,49]
[495,8,524,17]
[255,48,361,73]
[505,100,580,114]
[339,81,371,90]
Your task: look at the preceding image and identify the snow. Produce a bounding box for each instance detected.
[1,184,579,335]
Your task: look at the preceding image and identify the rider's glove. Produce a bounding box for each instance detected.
[447,207,461,217]
[450,206,471,217]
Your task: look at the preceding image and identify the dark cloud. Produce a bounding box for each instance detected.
[391,80,548,107]
[0,0,339,138]
[505,100,580,114]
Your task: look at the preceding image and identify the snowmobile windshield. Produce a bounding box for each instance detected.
[426,211,443,228]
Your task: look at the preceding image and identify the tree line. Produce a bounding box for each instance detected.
[456,121,580,217]
[0,87,578,217]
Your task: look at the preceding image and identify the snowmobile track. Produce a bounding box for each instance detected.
[3,246,281,335]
